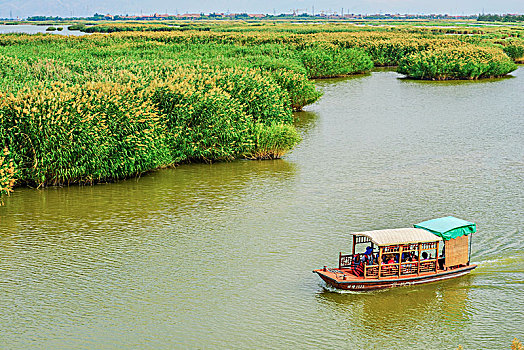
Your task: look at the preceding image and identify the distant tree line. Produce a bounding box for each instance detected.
[477,14,524,22]
[27,14,106,21]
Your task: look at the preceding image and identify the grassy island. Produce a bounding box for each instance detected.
[0,21,522,195]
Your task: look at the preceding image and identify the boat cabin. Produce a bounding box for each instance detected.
[340,216,476,279]
[314,216,477,290]
[339,227,443,279]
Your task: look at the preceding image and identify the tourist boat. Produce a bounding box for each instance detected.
[313,216,477,291]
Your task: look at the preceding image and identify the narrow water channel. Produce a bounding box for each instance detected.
[0,24,89,36]
[1,68,522,349]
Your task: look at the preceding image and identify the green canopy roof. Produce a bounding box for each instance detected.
[414,216,476,241]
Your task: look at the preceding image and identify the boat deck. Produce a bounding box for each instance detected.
[315,267,445,282]
[313,264,477,291]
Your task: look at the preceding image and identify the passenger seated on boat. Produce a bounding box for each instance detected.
[382,255,397,275]
[422,252,428,260]
[352,255,364,276]
[352,254,360,268]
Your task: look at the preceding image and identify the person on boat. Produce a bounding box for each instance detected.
[365,246,373,256]
[352,254,360,268]
[422,252,428,260]
[384,255,396,274]
[363,246,374,265]
[352,255,364,276]
[439,246,446,270]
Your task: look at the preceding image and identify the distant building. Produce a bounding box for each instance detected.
[178,13,201,19]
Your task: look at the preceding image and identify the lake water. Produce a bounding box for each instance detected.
[1,67,523,349]
[0,24,88,36]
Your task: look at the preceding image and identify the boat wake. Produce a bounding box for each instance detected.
[319,283,389,294]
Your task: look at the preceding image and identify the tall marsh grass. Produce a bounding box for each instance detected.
[251,123,302,160]
[397,46,517,80]
[0,23,521,194]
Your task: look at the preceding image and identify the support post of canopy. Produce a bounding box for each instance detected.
[435,241,439,272]
[398,245,403,277]
[468,233,473,265]
[378,246,383,280]
[417,243,421,275]
[352,235,356,256]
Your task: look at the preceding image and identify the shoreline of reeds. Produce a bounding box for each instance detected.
[0,23,522,197]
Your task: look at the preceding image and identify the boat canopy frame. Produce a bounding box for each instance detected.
[349,228,442,247]
[414,216,476,241]
[345,228,442,279]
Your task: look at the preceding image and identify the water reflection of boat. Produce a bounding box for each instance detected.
[313,216,477,291]
[315,276,472,348]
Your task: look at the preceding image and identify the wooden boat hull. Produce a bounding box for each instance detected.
[313,264,477,291]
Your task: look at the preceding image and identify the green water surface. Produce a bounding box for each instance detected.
[1,68,523,349]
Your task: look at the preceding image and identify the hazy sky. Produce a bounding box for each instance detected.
[1,0,523,18]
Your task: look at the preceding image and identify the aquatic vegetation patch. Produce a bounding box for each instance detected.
[397,45,517,80]
[250,123,301,160]
[270,69,322,110]
[500,41,524,63]
[299,45,373,78]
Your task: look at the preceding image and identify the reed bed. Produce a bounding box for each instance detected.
[397,46,517,80]
[0,82,171,185]
[0,22,521,194]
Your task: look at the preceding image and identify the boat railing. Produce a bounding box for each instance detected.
[373,260,437,278]
[400,261,418,275]
[364,264,379,278]
[340,253,439,278]
[379,262,400,277]
[419,259,437,273]
[339,253,353,269]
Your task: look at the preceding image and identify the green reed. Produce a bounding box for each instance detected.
[0,22,521,193]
